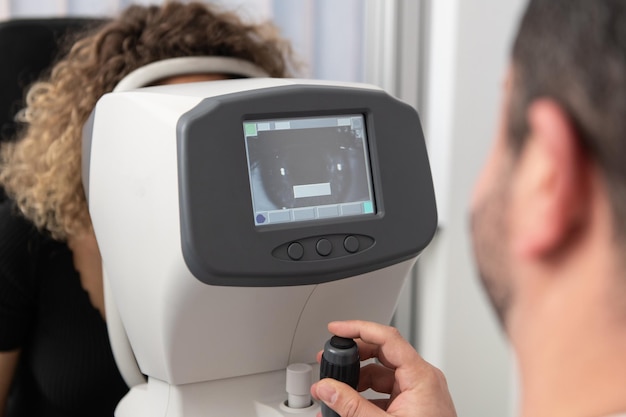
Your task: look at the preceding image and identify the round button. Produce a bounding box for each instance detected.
[344,235,360,253]
[287,242,304,260]
[316,238,333,256]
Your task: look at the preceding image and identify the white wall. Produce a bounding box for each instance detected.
[416,1,527,417]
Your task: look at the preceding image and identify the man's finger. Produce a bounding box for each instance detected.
[328,321,422,371]
[353,339,384,362]
[312,378,388,417]
[358,363,395,394]
[369,398,391,410]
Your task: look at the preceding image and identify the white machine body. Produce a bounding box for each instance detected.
[85,78,436,416]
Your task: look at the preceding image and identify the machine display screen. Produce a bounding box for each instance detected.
[243,114,376,226]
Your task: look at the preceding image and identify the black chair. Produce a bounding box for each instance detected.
[0,18,104,201]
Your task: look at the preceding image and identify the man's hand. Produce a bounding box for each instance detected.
[310,321,456,417]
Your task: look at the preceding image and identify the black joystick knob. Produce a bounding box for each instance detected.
[320,336,360,417]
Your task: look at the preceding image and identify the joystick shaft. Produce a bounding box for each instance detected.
[319,336,360,417]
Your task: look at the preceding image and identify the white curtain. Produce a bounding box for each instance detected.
[0,0,366,82]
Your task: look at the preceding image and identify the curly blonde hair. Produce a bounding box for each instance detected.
[0,1,295,240]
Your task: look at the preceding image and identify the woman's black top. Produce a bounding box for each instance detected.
[0,200,128,417]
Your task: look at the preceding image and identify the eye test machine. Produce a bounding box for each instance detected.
[83,69,437,416]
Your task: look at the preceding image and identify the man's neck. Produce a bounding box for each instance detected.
[517,317,626,417]
[511,240,626,417]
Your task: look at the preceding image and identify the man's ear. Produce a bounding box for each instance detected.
[510,99,589,259]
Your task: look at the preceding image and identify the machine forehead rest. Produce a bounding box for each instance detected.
[113,56,270,92]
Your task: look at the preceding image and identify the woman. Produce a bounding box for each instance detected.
[0,2,295,416]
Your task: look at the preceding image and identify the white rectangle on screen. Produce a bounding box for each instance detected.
[293,183,332,199]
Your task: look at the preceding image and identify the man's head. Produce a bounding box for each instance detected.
[471,0,626,331]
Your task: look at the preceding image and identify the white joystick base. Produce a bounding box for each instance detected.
[115,365,320,417]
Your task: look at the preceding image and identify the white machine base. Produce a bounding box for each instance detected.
[116,367,321,417]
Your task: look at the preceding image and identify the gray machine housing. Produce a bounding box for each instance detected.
[178,85,437,286]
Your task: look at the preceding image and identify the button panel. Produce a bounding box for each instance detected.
[272,234,375,261]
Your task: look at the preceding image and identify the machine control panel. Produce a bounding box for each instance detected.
[273,234,374,261]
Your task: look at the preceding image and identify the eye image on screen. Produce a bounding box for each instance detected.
[243,115,376,226]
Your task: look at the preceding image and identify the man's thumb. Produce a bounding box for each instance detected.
[314,378,385,417]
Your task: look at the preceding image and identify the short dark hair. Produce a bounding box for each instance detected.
[509,0,626,237]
